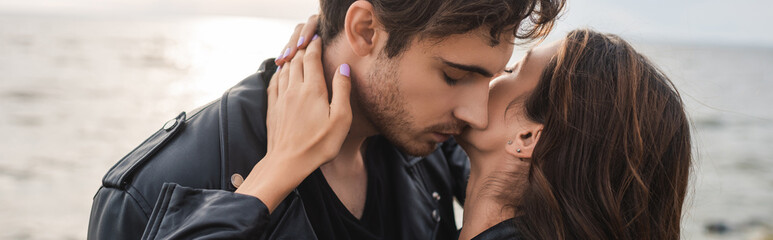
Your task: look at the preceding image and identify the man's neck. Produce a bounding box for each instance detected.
[319,38,379,173]
[318,40,377,218]
[320,129,368,176]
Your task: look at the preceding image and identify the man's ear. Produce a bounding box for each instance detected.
[505,124,544,159]
[344,1,382,56]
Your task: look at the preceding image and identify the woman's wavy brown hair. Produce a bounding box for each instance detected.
[514,29,692,239]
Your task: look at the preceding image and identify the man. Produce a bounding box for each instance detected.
[87,0,564,239]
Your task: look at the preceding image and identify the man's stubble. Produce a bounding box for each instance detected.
[353,54,437,156]
[353,54,465,156]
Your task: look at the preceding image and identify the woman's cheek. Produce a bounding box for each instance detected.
[476,122,507,152]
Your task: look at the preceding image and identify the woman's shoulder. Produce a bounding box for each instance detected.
[471,218,523,240]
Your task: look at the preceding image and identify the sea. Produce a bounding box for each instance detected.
[0,13,771,240]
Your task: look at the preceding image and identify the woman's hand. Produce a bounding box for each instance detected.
[275,15,319,66]
[266,35,352,167]
[236,32,352,213]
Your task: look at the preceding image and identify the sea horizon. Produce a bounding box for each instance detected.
[0,12,771,240]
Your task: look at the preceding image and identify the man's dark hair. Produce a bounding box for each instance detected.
[319,0,566,58]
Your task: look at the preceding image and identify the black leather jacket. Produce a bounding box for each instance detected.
[87,59,470,240]
[470,219,522,240]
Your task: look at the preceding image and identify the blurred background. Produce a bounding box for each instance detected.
[0,0,771,239]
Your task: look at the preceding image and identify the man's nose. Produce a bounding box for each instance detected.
[453,86,489,130]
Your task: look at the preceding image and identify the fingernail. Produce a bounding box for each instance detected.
[312,34,319,41]
[277,52,284,60]
[296,36,305,47]
[283,48,291,59]
[340,63,350,77]
[276,65,281,72]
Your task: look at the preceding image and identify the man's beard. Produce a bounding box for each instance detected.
[354,54,464,156]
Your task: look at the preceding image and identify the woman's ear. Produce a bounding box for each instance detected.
[344,1,382,56]
[505,124,544,159]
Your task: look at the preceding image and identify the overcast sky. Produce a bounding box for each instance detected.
[0,0,771,47]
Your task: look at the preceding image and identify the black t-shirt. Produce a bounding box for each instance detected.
[296,144,393,240]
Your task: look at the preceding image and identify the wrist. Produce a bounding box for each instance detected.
[235,154,318,212]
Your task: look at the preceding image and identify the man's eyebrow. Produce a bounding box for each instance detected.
[438,58,494,78]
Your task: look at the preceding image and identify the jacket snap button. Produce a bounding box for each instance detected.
[432,210,440,222]
[231,173,244,188]
[162,119,178,131]
[432,192,441,201]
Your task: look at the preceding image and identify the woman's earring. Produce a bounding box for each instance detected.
[516,149,522,153]
[507,140,513,145]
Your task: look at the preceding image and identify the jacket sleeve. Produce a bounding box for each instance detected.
[88,186,153,240]
[141,183,271,240]
[442,138,470,205]
[88,183,272,240]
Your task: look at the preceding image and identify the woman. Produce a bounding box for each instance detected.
[269,28,692,239]
[455,29,692,239]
